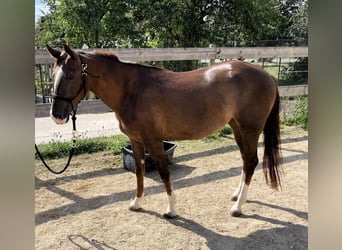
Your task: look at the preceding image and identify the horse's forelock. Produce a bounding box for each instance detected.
[56,52,68,65]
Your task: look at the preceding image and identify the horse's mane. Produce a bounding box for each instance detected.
[79,50,120,62]
[78,50,164,71]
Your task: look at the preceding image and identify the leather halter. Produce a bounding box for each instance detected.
[52,58,88,112]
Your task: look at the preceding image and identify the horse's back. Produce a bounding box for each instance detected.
[161,60,277,119]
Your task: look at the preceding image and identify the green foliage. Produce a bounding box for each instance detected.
[280,57,308,84]
[36,0,308,50]
[36,140,72,159]
[36,0,137,48]
[36,134,129,160]
[108,135,131,155]
[282,96,308,130]
[35,125,235,159]
[207,125,233,140]
[288,0,308,40]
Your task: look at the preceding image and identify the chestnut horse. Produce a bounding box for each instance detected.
[46,44,281,218]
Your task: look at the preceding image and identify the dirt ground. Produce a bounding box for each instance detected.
[35,125,308,250]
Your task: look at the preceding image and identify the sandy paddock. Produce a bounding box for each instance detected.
[35,126,307,249]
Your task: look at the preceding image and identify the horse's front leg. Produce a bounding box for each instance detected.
[129,139,145,211]
[146,140,177,218]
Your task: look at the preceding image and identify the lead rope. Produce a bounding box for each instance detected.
[35,110,77,174]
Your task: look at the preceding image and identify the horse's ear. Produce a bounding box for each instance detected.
[63,44,75,59]
[46,44,61,59]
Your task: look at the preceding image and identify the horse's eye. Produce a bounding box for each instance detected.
[66,73,75,80]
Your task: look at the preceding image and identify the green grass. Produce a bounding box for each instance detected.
[35,134,130,160]
[35,126,233,160]
[206,125,233,139]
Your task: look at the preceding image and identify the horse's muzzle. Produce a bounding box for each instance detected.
[50,110,70,125]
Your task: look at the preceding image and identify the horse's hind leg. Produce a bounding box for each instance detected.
[229,120,245,202]
[229,120,260,217]
[145,140,176,218]
[129,139,145,211]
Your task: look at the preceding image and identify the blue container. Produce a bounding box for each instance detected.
[122,141,177,172]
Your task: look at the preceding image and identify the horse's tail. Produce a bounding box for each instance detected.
[263,78,282,190]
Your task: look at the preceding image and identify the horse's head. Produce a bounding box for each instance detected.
[47,44,86,124]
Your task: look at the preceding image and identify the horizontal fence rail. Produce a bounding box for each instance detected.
[35,46,308,64]
[278,84,308,97]
[35,85,308,117]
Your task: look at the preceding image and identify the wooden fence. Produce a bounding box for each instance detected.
[35,46,308,117]
[35,84,308,117]
[35,46,308,64]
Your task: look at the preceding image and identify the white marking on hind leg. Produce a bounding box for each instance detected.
[165,192,177,218]
[230,182,249,217]
[232,172,245,201]
[129,194,144,211]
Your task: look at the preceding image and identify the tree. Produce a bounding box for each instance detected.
[277,0,308,42]
[35,0,308,49]
[288,0,308,40]
[36,0,136,48]
[130,0,289,48]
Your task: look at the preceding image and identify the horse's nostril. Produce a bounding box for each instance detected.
[53,112,64,120]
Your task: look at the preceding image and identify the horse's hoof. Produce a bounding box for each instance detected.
[129,200,142,211]
[163,212,177,219]
[129,205,142,211]
[129,196,143,211]
[230,209,242,217]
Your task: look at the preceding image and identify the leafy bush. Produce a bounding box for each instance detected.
[282,96,308,130]
[279,57,308,84]
[207,125,232,139]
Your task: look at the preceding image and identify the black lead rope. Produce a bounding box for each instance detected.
[35,110,77,174]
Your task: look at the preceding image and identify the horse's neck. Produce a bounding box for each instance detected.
[83,54,163,112]
[85,58,126,112]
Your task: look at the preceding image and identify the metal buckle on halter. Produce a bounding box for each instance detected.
[71,129,77,148]
[81,63,88,77]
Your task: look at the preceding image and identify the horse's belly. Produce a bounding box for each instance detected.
[163,110,231,140]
